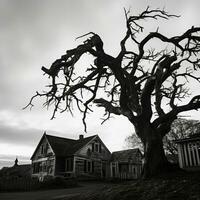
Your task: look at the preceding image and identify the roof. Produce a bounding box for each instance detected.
[46,134,97,157]
[111,148,142,163]
[31,133,97,159]
[174,133,200,143]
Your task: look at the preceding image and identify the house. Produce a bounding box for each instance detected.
[110,148,142,179]
[175,133,200,170]
[0,158,31,178]
[31,133,111,181]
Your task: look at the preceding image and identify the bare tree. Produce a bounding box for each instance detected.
[25,7,200,178]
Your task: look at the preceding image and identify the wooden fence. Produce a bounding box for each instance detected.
[0,177,39,192]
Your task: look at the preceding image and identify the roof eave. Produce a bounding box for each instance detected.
[174,137,200,143]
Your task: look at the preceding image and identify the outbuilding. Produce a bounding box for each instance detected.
[175,134,200,170]
[110,148,142,179]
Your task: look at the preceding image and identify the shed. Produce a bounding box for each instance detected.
[175,134,200,170]
[110,148,142,179]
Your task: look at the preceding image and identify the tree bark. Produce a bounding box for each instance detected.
[136,124,170,178]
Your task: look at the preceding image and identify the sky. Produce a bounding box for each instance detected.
[0,0,200,169]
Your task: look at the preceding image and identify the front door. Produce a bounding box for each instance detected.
[102,162,107,178]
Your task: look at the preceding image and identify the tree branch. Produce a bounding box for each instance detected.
[94,98,122,115]
[140,76,156,120]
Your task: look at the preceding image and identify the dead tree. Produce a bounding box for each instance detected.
[25,7,200,178]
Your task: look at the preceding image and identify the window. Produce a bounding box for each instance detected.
[84,160,94,173]
[42,162,47,172]
[95,144,99,152]
[91,142,102,153]
[47,159,54,174]
[33,161,47,173]
[84,160,87,172]
[41,145,44,154]
[99,144,102,153]
[66,158,73,171]
[133,166,136,174]
[45,143,49,154]
[41,143,49,155]
[92,143,94,152]
[33,162,40,173]
[88,161,91,172]
[87,148,91,156]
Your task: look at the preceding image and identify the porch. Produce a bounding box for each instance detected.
[177,140,200,169]
[56,156,109,179]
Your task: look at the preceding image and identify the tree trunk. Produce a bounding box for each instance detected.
[137,125,170,178]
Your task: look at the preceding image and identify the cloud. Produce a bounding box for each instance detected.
[0,110,43,162]
[0,121,41,147]
[0,109,76,147]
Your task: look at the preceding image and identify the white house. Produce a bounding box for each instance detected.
[31,132,143,181]
[175,134,200,170]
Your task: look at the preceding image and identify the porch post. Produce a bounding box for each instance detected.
[177,144,183,168]
[110,162,113,177]
[116,162,119,178]
[183,143,189,167]
[191,143,197,166]
[73,156,76,174]
[135,165,138,178]
[195,143,200,165]
[187,143,192,166]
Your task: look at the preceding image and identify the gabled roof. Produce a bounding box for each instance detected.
[111,148,142,163]
[46,134,97,157]
[31,133,97,159]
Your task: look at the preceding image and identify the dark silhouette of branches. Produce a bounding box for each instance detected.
[25,7,200,134]
[25,7,200,177]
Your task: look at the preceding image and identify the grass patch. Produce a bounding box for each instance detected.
[65,171,200,200]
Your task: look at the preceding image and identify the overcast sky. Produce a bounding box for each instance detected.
[0,0,200,169]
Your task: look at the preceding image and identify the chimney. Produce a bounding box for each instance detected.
[79,134,84,140]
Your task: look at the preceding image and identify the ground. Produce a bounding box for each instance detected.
[0,171,200,200]
[0,181,116,200]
